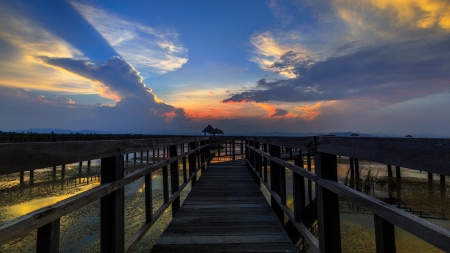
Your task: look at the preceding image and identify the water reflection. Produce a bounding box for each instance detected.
[0,155,193,253]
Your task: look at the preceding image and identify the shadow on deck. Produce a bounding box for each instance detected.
[151,159,297,252]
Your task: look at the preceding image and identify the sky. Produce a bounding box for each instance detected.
[1,0,450,136]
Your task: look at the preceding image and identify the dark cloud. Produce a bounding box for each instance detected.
[272,108,289,117]
[224,36,450,105]
[36,56,189,132]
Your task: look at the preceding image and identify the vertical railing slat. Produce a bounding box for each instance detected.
[36,218,60,253]
[170,145,180,215]
[269,144,284,223]
[100,155,124,253]
[293,151,305,222]
[145,171,153,223]
[374,215,396,253]
[315,146,341,253]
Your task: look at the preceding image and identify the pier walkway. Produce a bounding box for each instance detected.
[151,159,297,252]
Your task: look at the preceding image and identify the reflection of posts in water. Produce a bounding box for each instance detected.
[52,165,57,180]
[440,175,446,197]
[78,161,83,184]
[349,157,355,188]
[61,164,65,187]
[387,165,394,193]
[428,173,433,197]
[87,160,91,184]
[20,171,24,185]
[354,159,360,191]
[396,177,402,204]
[307,151,312,202]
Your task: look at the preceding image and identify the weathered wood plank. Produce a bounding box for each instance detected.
[151,160,296,252]
[152,243,297,253]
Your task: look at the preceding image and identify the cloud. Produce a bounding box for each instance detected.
[71,2,188,77]
[0,4,98,94]
[226,36,450,107]
[40,56,187,124]
[249,31,316,78]
[267,0,294,25]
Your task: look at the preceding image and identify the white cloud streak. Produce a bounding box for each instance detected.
[71,2,188,77]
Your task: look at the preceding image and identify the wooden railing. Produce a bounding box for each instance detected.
[2,135,450,253]
[0,137,210,253]
[244,136,450,253]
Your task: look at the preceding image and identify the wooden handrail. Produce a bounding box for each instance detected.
[245,136,450,253]
[0,137,210,253]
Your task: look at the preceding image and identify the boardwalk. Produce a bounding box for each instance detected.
[151,159,297,252]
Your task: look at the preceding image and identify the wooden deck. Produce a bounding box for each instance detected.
[151,159,297,252]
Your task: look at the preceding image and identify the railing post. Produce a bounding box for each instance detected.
[170,145,180,215]
[100,155,124,253]
[145,171,153,223]
[270,144,284,223]
[280,147,286,206]
[374,214,396,253]
[36,218,60,253]
[315,144,341,253]
[293,151,305,222]
[163,164,169,203]
[189,142,197,186]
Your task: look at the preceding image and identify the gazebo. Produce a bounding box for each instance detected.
[202,124,215,136]
[202,125,225,136]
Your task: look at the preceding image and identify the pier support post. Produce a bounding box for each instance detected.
[349,158,355,188]
[100,155,124,253]
[315,145,341,253]
[170,145,180,215]
[374,215,395,253]
[355,159,360,190]
[270,144,284,223]
[37,218,60,253]
[145,171,153,223]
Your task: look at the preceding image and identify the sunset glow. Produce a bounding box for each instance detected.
[0,0,449,135]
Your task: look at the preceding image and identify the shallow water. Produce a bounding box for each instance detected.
[0,155,193,252]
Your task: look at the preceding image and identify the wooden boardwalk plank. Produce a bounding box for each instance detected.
[151,160,297,253]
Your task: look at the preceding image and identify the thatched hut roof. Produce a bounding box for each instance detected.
[202,124,215,133]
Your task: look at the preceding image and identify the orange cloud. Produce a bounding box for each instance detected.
[254,103,276,116]
[293,101,336,121]
[163,111,177,123]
